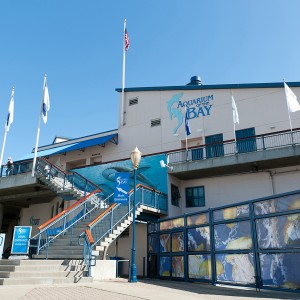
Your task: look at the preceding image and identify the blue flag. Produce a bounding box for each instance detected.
[185,109,191,136]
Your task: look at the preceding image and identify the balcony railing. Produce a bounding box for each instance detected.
[168,129,300,164]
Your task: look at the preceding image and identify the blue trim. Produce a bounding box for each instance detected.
[18,133,118,161]
[116,81,300,93]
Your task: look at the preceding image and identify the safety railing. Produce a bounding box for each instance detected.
[29,189,108,257]
[36,157,102,196]
[0,159,33,177]
[168,129,300,164]
[82,185,167,275]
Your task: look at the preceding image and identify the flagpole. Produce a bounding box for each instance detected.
[231,92,237,152]
[0,87,14,169]
[32,74,46,177]
[121,19,126,126]
[0,131,8,168]
[185,106,188,152]
[283,80,294,133]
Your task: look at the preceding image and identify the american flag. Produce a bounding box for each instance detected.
[125,28,130,51]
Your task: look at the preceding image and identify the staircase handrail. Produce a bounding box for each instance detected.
[37,189,101,231]
[86,184,167,247]
[30,190,111,255]
[36,157,103,195]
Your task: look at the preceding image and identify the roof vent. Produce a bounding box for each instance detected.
[187,76,202,86]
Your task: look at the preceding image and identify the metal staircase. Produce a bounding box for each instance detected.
[81,185,167,275]
[30,159,167,278]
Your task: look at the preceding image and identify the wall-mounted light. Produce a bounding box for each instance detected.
[160,160,173,171]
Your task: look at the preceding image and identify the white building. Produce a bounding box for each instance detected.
[0,76,299,281]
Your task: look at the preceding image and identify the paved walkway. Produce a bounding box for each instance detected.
[0,278,299,300]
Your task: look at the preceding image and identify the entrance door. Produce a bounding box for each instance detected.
[148,255,158,277]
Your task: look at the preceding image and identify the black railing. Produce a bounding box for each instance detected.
[168,129,300,164]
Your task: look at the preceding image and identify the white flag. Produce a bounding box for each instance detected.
[231,95,239,124]
[5,88,14,132]
[41,76,50,124]
[284,82,300,113]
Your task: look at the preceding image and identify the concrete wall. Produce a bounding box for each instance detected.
[19,197,61,236]
[166,165,300,217]
[106,223,147,277]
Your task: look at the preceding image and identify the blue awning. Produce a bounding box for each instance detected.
[18,133,118,161]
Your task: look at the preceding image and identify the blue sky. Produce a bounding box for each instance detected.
[0,0,300,161]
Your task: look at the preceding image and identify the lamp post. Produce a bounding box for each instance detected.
[129,146,142,283]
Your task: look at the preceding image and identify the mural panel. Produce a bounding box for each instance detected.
[159,256,171,277]
[214,221,252,250]
[256,213,300,249]
[73,154,168,196]
[172,256,184,278]
[160,234,171,252]
[254,194,300,215]
[214,204,249,222]
[260,253,300,290]
[148,234,159,253]
[160,217,184,231]
[187,212,209,226]
[172,232,184,252]
[187,226,210,251]
[188,254,212,280]
[215,253,255,284]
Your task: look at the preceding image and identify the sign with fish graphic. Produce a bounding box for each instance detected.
[114,172,130,204]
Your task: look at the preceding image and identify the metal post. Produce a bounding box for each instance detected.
[129,168,137,282]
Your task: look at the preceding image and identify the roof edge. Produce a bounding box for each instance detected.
[115,81,300,93]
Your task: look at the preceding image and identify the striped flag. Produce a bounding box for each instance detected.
[5,88,14,132]
[125,28,130,51]
[41,76,50,124]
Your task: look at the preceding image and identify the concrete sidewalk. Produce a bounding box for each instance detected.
[0,278,299,300]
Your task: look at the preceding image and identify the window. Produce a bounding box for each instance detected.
[235,127,257,153]
[129,97,138,106]
[186,186,205,208]
[205,134,224,158]
[171,184,181,207]
[151,118,161,127]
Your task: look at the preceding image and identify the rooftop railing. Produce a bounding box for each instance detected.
[168,129,300,165]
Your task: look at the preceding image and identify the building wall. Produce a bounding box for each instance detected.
[116,87,300,160]
[106,223,147,277]
[19,197,62,236]
[166,165,300,218]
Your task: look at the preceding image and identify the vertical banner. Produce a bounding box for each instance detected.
[0,233,5,259]
[114,172,130,204]
[11,226,32,255]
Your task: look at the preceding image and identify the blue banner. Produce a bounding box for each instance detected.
[11,226,32,255]
[114,172,130,204]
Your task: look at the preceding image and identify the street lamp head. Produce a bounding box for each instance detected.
[130,146,142,169]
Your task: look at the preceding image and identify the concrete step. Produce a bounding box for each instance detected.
[0,260,20,266]
[0,270,88,278]
[13,265,67,272]
[44,245,83,251]
[0,276,93,285]
[95,245,104,251]
[0,266,15,271]
[39,249,83,255]
[100,241,109,247]
[32,254,83,259]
